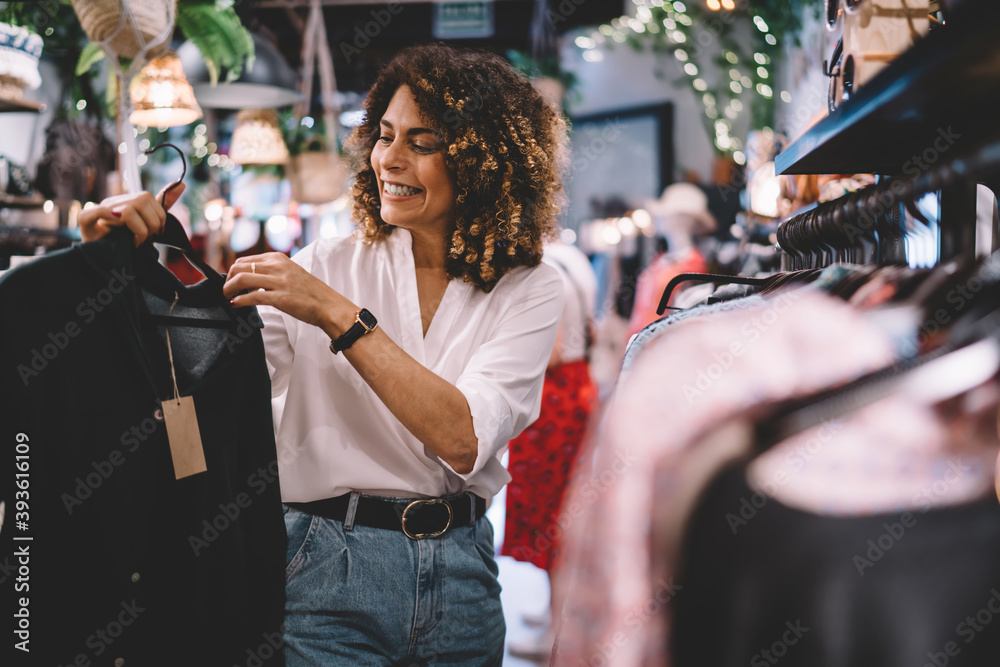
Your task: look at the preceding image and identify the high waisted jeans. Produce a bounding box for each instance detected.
[281,503,505,666]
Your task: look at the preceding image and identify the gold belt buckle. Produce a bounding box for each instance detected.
[401,498,453,540]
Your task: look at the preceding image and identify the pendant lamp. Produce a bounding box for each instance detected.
[229,109,289,165]
[129,51,203,127]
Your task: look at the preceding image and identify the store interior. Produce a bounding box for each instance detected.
[4,0,1000,665]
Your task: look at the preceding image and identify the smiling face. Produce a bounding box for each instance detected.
[370,85,457,241]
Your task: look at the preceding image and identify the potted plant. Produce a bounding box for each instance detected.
[282,110,349,204]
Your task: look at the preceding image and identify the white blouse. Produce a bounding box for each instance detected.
[260,228,563,502]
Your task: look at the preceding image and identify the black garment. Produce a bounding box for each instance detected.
[0,230,285,666]
[672,461,1000,667]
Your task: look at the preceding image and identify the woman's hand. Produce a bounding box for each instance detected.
[78,183,186,247]
[224,253,351,333]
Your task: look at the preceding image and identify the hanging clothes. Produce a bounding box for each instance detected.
[0,229,285,666]
[672,459,1000,667]
[551,286,1000,667]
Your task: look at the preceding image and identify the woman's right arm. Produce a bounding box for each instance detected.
[77,184,186,246]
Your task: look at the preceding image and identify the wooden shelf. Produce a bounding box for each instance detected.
[0,96,45,113]
[776,6,1000,176]
[0,193,45,209]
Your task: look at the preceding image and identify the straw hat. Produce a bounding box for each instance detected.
[645,182,717,237]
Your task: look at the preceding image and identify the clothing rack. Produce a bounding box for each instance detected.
[777,138,1000,270]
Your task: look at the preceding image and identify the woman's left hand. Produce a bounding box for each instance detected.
[223,253,338,329]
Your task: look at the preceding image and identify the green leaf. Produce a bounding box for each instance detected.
[176,3,254,87]
[75,42,104,76]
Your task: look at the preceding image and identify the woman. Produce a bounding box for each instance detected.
[79,44,567,665]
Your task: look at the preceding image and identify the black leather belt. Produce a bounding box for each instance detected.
[287,491,487,540]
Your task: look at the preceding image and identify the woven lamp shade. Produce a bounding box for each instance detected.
[229,109,289,165]
[129,52,203,128]
[70,0,172,60]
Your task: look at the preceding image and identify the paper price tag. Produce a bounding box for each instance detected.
[162,396,208,479]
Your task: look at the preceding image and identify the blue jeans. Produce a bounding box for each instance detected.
[282,502,505,666]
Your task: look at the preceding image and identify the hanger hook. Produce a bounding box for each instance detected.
[145,143,187,208]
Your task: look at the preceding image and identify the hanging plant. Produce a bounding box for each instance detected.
[575,0,820,162]
[74,0,254,100]
[174,0,254,85]
[279,108,340,158]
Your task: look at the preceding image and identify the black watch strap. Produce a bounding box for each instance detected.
[330,309,378,354]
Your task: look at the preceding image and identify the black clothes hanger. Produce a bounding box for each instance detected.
[656,273,772,316]
[136,143,235,329]
[146,143,225,288]
[757,268,823,297]
[655,267,830,317]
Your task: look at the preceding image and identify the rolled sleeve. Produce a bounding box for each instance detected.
[446,264,564,478]
[259,244,318,398]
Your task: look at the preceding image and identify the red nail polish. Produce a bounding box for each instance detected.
[112,210,121,217]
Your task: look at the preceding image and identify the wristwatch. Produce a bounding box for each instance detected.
[330,309,378,354]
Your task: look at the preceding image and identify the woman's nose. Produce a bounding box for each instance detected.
[379,138,406,170]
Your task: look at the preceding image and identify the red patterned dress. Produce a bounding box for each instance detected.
[501,359,598,572]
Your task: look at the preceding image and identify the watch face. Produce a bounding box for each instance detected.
[358,309,378,329]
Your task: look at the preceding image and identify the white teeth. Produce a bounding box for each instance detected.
[385,183,420,196]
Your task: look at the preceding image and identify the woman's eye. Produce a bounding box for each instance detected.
[377,136,393,144]
[413,144,435,153]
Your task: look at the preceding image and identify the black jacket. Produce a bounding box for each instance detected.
[0,230,285,666]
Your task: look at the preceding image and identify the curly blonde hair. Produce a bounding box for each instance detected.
[346,43,567,292]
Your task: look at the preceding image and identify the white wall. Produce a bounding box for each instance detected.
[561,33,717,185]
[774,9,839,143]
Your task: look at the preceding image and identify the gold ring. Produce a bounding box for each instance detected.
[252,262,256,275]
